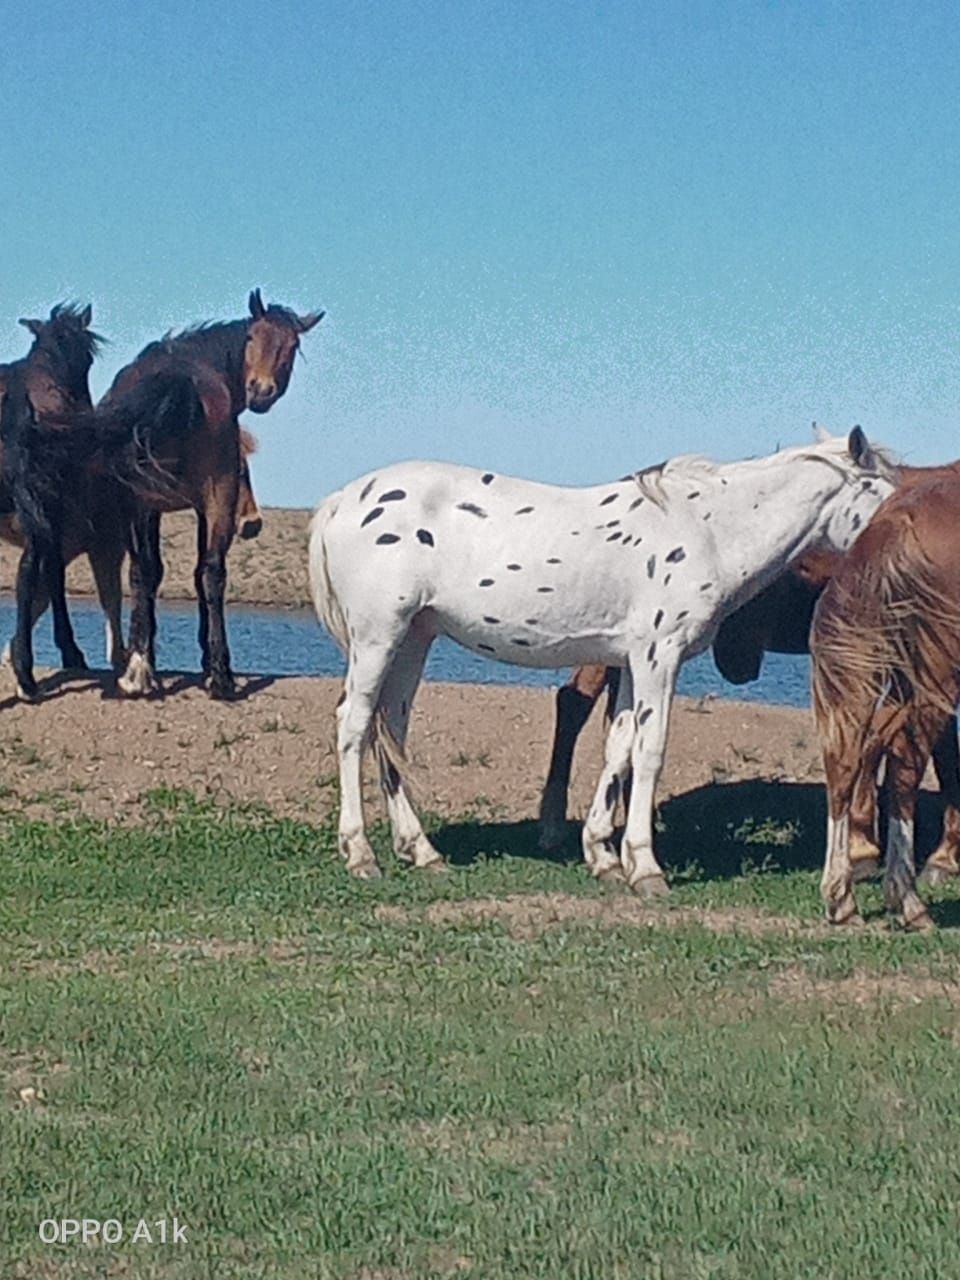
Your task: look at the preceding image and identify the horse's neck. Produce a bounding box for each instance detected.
[26,347,91,415]
[701,459,843,598]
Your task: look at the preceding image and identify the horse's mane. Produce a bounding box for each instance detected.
[138,304,304,367]
[35,302,104,361]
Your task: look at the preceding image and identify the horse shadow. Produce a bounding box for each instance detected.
[433,777,956,887]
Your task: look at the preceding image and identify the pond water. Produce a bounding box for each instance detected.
[0,598,811,708]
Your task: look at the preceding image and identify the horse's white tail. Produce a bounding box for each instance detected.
[308,490,350,653]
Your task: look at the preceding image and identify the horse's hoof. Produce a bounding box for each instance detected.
[118,653,158,697]
[919,862,957,888]
[850,857,882,883]
[348,861,383,881]
[595,863,627,886]
[208,675,238,701]
[15,681,38,704]
[629,873,669,899]
[900,904,935,932]
[825,894,861,926]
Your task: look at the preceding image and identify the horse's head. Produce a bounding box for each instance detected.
[815,426,898,554]
[243,288,323,414]
[20,302,102,408]
[237,427,263,539]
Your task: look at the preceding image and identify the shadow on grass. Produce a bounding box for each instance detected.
[434,778,954,884]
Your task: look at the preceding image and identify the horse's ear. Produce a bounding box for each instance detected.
[848,424,870,467]
[248,289,266,319]
[18,317,43,336]
[296,309,325,333]
[812,421,832,443]
[79,303,93,327]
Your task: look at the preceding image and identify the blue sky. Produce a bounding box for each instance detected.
[2,1,959,506]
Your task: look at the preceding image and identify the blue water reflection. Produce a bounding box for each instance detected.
[0,598,811,708]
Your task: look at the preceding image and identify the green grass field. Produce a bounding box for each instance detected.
[4,788,960,1278]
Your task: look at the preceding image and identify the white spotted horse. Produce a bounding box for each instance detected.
[310,428,896,890]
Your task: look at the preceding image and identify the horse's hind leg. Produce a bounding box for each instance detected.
[376,621,444,870]
[884,720,937,931]
[88,526,126,670]
[539,664,612,850]
[919,717,960,886]
[581,667,635,884]
[337,631,413,879]
[119,511,162,696]
[197,470,239,700]
[10,539,43,700]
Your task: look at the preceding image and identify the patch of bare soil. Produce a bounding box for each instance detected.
[0,669,821,830]
[376,894,815,940]
[769,965,960,1007]
[0,505,313,609]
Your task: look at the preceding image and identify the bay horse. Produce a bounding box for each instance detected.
[0,303,105,696]
[539,467,960,883]
[1,426,265,677]
[91,289,322,700]
[310,429,895,887]
[812,465,960,930]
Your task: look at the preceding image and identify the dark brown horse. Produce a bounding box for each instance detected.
[812,465,960,929]
[92,289,322,700]
[0,303,105,695]
[539,464,960,873]
[1,426,265,677]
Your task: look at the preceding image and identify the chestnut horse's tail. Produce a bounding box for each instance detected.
[813,523,960,725]
[308,490,349,653]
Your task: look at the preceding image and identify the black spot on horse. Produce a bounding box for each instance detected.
[654,609,663,628]
[478,643,495,653]
[629,497,644,510]
[507,563,522,571]
[621,536,633,546]
[546,557,561,564]
[515,506,534,515]
[379,489,406,502]
[479,578,494,587]
[361,506,384,527]
[600,493,619,506]
[700,582,712,592]
[638,707,653,725]
[483,616,500,625]
[676,610,689,621]
[666,546,686,563]
[702,512,712,521]
[646,555,656,579]
[663,573,672,586]
[481,473,495,485]
[851,513,861,530]
[511,638,531,647]
[537,586,554,593]
[416,528,435,546]
[647,642,656,662]
[524,618,539,626]
[457,501,487,518]
[606,531,622,542]
[360,477,377,502]
[687,491,701,500]
[376,533,400,545]
[604,777,620,810]
[605,519,621,528]
[570,530,581,536]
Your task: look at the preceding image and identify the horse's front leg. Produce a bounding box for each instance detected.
[920,716,960,886]
[10,538,43,700]
[119,510,162,696]
[87,515,127,670]
[199,472,239,700]
[194,511,210,674]
[581,667,635,883]
[539,664,613,850]
[617,651,681,898]
[46,523,86,672]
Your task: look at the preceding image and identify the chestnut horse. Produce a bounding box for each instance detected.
[539,464,960,878]
[812,465,960,930]
[0,303,105,694]
[92,289,322,700]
